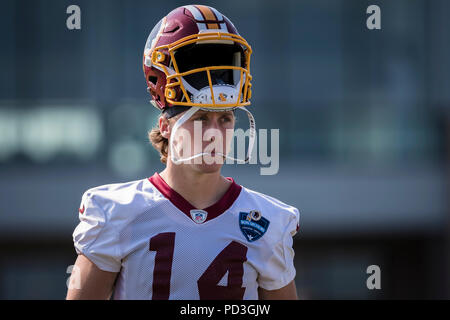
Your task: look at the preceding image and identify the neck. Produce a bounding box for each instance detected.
[159,162,231,210]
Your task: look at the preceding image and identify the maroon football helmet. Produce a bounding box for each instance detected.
[143,5,253,111]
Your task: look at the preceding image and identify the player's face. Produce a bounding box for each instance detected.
[170,110,235,173]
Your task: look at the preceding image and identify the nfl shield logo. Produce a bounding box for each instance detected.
[190,209,208,224]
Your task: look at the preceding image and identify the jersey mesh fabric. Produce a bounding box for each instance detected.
[72,174,300,300]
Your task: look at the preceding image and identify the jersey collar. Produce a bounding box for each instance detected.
[148,172,242,223]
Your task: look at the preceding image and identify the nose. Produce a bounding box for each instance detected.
[204,115,222,142]
[205,115,221,130]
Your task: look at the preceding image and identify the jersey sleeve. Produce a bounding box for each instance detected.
[257,207,300,291]
[72,191,122,272]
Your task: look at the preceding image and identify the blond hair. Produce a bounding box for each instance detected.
[148,119,169,164]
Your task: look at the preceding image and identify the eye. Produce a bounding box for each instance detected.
[221,115,234,123]
[194,114,208,121]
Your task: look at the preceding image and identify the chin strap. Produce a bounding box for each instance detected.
[169,106,256,165]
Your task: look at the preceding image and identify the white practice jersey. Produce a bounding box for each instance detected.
[72,172,300,300]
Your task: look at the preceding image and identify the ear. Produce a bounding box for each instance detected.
[159,116,170,139]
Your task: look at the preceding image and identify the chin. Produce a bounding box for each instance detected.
[192,155,225,173]
[192,164,222,174]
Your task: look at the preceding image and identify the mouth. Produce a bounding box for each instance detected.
[203,151,225,158]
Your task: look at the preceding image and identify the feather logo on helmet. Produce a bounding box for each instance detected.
[219,93,227,102]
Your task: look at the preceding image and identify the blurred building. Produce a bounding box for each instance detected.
[0,0,449,299]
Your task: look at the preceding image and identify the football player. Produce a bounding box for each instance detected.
[66,5,300,300]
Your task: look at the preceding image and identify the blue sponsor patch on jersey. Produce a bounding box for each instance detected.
[239,211,269,242]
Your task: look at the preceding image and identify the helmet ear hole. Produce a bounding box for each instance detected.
[148,76,157,85]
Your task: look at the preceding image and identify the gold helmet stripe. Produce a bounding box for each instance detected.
[195,5,220,29]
